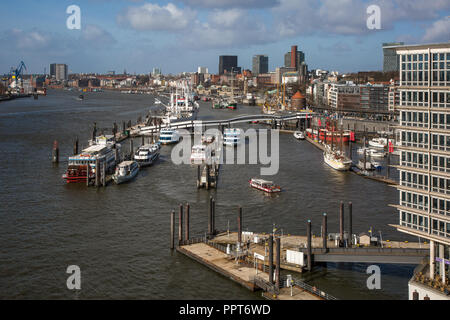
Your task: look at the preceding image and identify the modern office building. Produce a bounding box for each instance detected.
[197,66,208,74]
[152,68,162,77]
[219,55,238,75]
[252,55,268,75]
[383,42,404,72]
[391,43,450,300]
[284,45,305,70]
[50,63,68,81]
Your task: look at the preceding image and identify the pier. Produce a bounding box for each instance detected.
[171,199,428,300]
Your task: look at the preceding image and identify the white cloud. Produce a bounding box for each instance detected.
[117,3,196,31]
[178,0,279,8]
[81,24,116,47]
[422,17,450,43]
[7,29,50,49]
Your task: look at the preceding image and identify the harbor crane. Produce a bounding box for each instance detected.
[9,61,27,89]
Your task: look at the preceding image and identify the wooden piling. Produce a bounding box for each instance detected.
[238,206,242,244]
[322,213,327,250]
[130,139,134,160]
[102,161,106,187]
[212,198,216,235]
[86,163,90,186]
[208,196,213,235]
[276,237,281,289]
[339,201,344,247]
[197,165,201,188]
[178,204,183,244]
[269,235,274,284]
[185,203,190,241]
[170,211,175,249]
[95,158,100,187]
[52,140,59,163]
[348,202,353,247]
[73,137,79,155]
[307,220,312,271]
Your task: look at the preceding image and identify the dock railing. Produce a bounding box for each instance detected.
[281,276,338,300]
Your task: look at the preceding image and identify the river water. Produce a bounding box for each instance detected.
[0,90,416,299]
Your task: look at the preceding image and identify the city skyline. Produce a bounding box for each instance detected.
[0,1,449,75]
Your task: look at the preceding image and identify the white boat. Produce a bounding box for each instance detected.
[357,147,385,158]
[368,138,387,149]
[223,128,242,146]
[293,131,305,140]
[134,144,160,167]
[371,161,383,169]
[249,178,281,193]
[323,146,352,171]
[159,128,180,145]
[161,79,199,125]
[113,161,139,184]
[357,160,374,171]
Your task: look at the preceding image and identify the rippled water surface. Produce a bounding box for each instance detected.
[0,90,415,299]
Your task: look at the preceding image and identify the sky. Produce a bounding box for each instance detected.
[0,0,449,75]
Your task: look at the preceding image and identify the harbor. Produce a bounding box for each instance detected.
[0,89,416,300]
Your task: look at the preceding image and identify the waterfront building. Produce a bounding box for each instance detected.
[219,55,238,75]
[329,82,361,111]
[383,42,404,72]
[50,63,68,81]
[359,83,390,111]
[391,43,450,299]
[197,66,208,74]
[252,55,269,76]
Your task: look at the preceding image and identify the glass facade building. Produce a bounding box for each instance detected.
[393,43,450,284]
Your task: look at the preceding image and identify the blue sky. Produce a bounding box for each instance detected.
[0,0,448,75]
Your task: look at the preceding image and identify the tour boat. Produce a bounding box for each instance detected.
[249,178,281,193]
[62,136,120,183]
[293,131,305,140]
[323,146,352,171]
[159,128,180,145]
[113,161,139,184]
[306,128,351,143]
[223,128,242,146]
[134,144,160,167]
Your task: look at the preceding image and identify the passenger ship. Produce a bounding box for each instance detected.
[159,128,180,145]
[62,135,120,183]
[134,144,160,167]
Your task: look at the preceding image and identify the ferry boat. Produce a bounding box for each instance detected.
[113,161,139,184]
[249,178,281,193]
[223,128,242,146]
[293,131,305,140]
[134,144,160,167]
[159,128,180,145]
[62,135,120,183]
[323,146,352,171]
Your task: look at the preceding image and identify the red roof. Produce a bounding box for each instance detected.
[292,91,305,99]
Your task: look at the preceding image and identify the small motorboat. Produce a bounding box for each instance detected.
[113,161,139,184]
[134,144,160,167]
[368,138,387,149]
[77,94,84,101]
[293,131,305,140]
[249,178,281,193]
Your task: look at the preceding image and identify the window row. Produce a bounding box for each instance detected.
[431,196,450,217]
[431,134,450,152]
[431,219,450,239]
[400,191,428,211]
[431,176,450,195]
[401,111,428,127]
[400,171,428,190]
[401,151,428,170]
[400,211,429,233]
[401,54,429,63]
[431,155,450,173]
[431,113,450,130]
[432,91,450,108]
[401,131,428,149]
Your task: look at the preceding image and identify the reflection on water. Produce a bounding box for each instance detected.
[0,90,413,299]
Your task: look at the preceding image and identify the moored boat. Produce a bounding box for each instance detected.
[113,161,139,184]
[159,128,180,145]
[293,131,305,140]
[134,144,160,167]
[223,128,242,146]
[249,178,281,193]
[323,146,352,171]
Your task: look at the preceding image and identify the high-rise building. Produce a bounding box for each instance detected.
[391,43,450,300]
[152,68,162,77]
[197,66,208,74]
[219,55,238,75]
[383,42,404,72]
[50,63,68,81]
[284,46,305,70]
[252,55,268,75]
